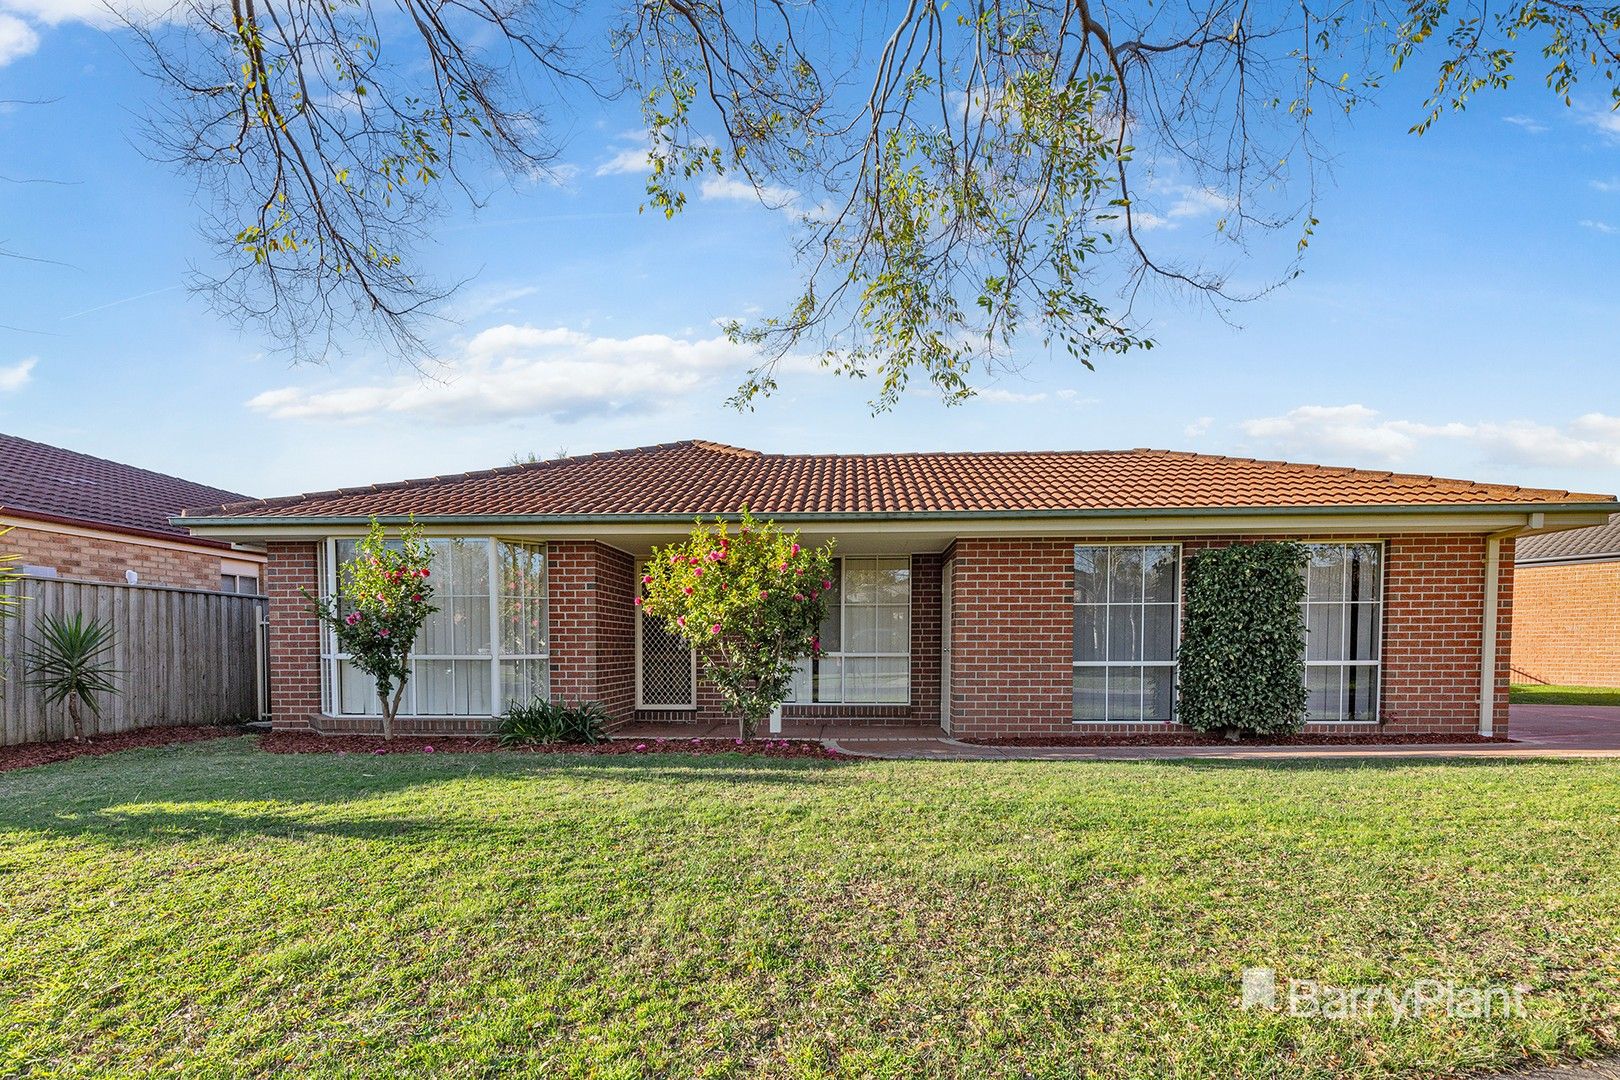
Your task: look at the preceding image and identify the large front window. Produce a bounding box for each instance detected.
[321,538,549,717]
[1302,542,1382,722]
[1073,544,1180,722]
[791,556,911,704]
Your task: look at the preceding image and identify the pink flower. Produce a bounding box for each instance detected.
[635,743,647,752]
[676,615,686,628]
[420,569,430,578]
[719,582,728,591]
[378,629,390,638]
[710,623,721,634]
[643,574,653,584]
[633,596,643,606]
[693,567,703,578]
[422,745,435,753]
[793,593,805,601]
[376,591,386,602]
[683,587,693,596]
[778,562,788,571]
[759,589,769,599]
[821,579,832,589]
[791,544,800,555]
[411,593,423,602]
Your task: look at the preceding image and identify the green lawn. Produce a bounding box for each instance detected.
[3,739,1619,1078]
[1511,683,1620,706]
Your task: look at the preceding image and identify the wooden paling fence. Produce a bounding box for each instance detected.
[0,576,267,746]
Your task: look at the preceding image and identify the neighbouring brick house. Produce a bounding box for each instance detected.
[1511,517,1620,688]
[178,441,1614,739]
[0,432,265,592]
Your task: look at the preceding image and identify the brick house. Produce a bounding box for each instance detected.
[0,432,265,592]
[178,441,1614,740]
[1511,517,1620,688]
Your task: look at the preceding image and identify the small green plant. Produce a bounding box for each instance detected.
[498,699,609,746]
[1177,541,1309,739]
[307,518,438,740]
[641,509,836,739]
[25,613,120,743]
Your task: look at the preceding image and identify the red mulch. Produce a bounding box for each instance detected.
[962,731,1511,747]
[0,726,243,774]
[260,732,842,759]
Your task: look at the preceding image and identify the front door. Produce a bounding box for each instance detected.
[940,559,953,734]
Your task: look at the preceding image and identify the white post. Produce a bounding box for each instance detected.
[1480,534,1502,737]
[769,703,783,735]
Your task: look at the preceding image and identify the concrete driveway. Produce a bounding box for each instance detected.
[1510,704,1620,751]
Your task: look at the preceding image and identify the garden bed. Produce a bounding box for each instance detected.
[962,730,1511,747]
[260,732,840,758]
[0,725,241,774]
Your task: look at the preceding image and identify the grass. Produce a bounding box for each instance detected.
[1510,683,1620,706]
[2,739,1619,1078]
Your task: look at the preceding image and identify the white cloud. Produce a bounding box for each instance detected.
[247,326,758,425]
[0,356,36,392]
[1184,416,1213,438]
[1129,184,1232,233]
[0,0,174,27]
[1582,107,1620,142]
[0,12,37,64]
[1239,403,1620,470]
[595,146,651,177]
[1580,219,1617,234]
[976,387,1049,404]
[699,173,799,207]
[1593,179,1620,193]
[1502,115,1548,134]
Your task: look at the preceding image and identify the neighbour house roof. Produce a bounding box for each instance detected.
[1516,516,1620,564]
[179,440,1614,523]
[0,432,252,545]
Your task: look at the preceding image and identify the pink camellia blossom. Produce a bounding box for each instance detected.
[376,591,387,602]
[791,544,800,555]
[633,596,643,607]
[793,593,805,601]
[676,615,686,627]
[422,745,435,753]
[778,561,788,571]
[821,579,832,589]
[378,629,390,638]
[710,623,721,634]
[643,574,653,584]
[683,587,693,596]
[420,568,431,579]
[411,593,423,602]
[719,582,728,591]
[693,567,703,577]
[759,590,769,599]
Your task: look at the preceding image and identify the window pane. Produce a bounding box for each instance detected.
[843,657,877,703]
[1073,606,1105,662]
[1073,666,1108,720]
[220,575,237,593]
[876,605,910,653]
[500,659,549,708]
[846,603,879,654]
[1346,603,1380,662]
[1074,547,1107,604]
[1107,605,1143,662]
[1345,665,1378,721]
[1142,666,1175,721]
[819,562,842,652]
[1306,545,1347,602]
[1108,547,1144,603]
[1304,602,1344,662]
[1107,666,1144,721]
[1306,665,1342,721]
[873,657,909,703]
[455,594,493,655]
[876,559,910,604]
[414,659,490,716]
[498,542,548,656]
[339,661,380,715]
[1347,544,1382,603]
[814,656,843,703]
[844,559,878,605]
[1142,604,1177,662]
[1142,546,1179,604]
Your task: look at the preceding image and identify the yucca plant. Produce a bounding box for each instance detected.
[26,614,120,743]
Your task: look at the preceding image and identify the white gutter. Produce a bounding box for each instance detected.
[1480,513,1540,736]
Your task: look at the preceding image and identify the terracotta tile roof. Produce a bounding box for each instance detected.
[0,432,251,540]
[1517,516,1620,563]
[182,440,1613,522]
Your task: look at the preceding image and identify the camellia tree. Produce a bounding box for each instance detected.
[308,518,437,740]
[642,511,836,739]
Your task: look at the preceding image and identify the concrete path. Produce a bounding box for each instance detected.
[1495,1060,1620,1080]
[826,705,1620,761]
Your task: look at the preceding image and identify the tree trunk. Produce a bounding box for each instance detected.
[68,695,84,743]
[378,683,407,741]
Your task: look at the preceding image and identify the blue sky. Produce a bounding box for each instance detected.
[1,8,1618,502]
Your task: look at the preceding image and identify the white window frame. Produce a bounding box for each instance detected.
[1071,542,1183,723]
[318,537,550,718]
[1300,540,1385,725]
[794,555,913,706]
[634,561,698,710]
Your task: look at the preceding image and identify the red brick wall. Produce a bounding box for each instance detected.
[946,533,1513,740]
[266,541,322,729]
[594,545,637,720]
[548,541,638,722]
[4,522,240,591]
[1511,558,1620,687]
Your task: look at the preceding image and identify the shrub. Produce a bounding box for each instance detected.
[641,509,836,738]
[307,518,437,740]
[1177,541,1309,739]
[498,700,610,746]
[25,613,120,743]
